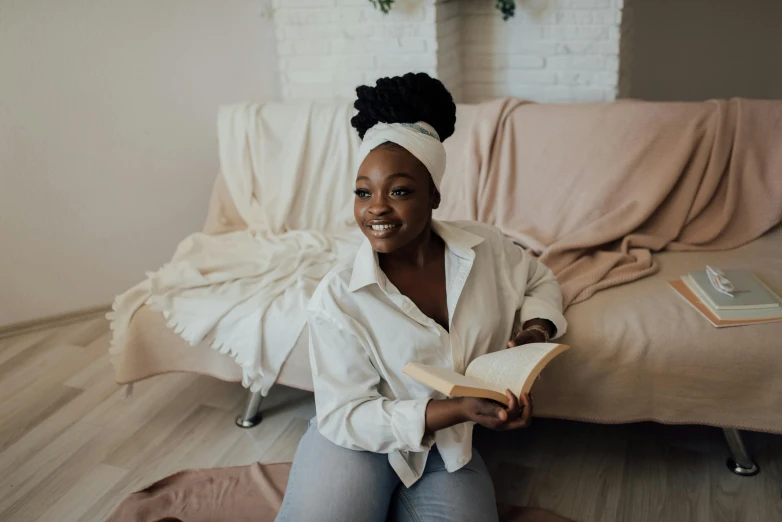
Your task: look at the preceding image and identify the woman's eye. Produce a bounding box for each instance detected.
[391,188,411,197]
[354,189,370,199]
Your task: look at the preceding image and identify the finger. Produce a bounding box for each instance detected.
[510,332,535,347]
[519,393,533,425]
[505,416,532,430]
[476,400,507,421]
[504,390,520,419]
[521,392,533,417]
[475,413,504,431]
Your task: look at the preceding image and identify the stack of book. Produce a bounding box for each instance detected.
[669,269,782,327]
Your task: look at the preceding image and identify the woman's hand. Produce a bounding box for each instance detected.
[507,318,556,348]
[461,390,532,431]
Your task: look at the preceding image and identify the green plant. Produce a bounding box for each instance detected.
[369,0,394,14]
[369,0,517,19]
[495,0,516,20]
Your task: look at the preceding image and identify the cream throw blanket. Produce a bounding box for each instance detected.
[108,101,363,394]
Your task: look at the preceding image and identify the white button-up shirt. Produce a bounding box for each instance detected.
[307,220,567,487]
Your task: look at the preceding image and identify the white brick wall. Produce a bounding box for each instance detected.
[274,0,440,100]
[435,0,463,101]
[459,0,623,103]
[273,0,623,103]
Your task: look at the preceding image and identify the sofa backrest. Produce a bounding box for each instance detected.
[203,103,477,235]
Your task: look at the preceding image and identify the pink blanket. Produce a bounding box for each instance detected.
[438,98,782,306]
[106,462,573,522]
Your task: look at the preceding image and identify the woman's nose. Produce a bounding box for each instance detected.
[368,194,391,215]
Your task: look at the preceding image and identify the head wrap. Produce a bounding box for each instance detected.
[357,121,446,191]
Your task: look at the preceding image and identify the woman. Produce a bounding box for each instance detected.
[275,73,567,522]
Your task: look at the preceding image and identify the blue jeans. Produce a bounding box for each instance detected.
[275,420,499,522]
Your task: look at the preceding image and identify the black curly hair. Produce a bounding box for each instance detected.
[351,72,456,142]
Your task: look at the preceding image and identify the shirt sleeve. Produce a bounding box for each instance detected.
[307,310,434,454]
[503,238,568,339]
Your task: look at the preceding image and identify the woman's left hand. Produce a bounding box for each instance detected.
[507,329,544,348]
[507,318,555,348]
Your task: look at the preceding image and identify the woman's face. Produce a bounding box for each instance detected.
[354,144,440,254]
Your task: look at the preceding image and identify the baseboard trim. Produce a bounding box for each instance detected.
[0,305,112,340]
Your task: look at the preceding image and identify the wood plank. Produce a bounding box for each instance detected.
[36,463,128,522]
[257,417,309,464]
[0,344,95,432]
[475,424,540,509]
[564,422,629,522]
[0,329,51,366]
[756,432,782,520]
[0,377,119,476]
[656,425,711,522]
[197,378,246,412]
[0,420,99,520]
[615,424,670,522]
[526,420,617,522]
[79,372,197,427]
[0,384,82,452]
[0,378,208,521]
[64,352,113,389]
[112,405,245,496]
[103,376,242,469]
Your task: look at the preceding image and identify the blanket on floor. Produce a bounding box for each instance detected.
[106,462,573,522]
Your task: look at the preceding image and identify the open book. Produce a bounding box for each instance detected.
[403,343,569,406]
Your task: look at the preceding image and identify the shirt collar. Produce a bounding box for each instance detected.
[348,220,485,293]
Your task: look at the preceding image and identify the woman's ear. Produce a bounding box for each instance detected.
[431,183,441,210]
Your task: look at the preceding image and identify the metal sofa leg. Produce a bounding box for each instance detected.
[235,389,264,428]
[723,428,759,476]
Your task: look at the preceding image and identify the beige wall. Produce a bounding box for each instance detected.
[0,0,279,327]
[619,0,782,100]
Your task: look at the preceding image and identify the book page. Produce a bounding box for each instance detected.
[403,363,489,392]
[465,343,567,396]
[403,363,513,404]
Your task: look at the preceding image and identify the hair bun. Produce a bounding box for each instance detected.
[351,72,456,142]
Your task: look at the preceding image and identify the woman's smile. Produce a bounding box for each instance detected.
[367,220,402,237]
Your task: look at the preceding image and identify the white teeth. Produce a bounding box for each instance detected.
[371,224,397,231]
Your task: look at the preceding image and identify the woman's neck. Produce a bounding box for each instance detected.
[379,221,441,270]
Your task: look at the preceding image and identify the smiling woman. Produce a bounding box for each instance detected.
[274,73,569,522]
[351,73,453,257]
[354,149,438,252]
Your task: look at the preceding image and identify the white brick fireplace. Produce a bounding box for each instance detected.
[272,0,623,103]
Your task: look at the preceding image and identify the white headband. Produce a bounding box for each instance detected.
[357,121,446,191]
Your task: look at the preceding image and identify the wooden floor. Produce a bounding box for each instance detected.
[0,318,780,522]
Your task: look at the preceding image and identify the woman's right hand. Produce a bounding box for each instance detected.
[460,390,532,431]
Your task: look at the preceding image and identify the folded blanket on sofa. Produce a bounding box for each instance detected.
[109,101,363,394]
[437,98,782,306]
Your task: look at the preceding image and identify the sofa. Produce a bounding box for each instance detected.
[111,100,782,477]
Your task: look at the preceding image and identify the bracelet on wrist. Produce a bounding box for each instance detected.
[524,325,550,343]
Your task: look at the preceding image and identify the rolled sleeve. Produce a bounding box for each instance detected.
[390,397,435,452]
[308,311,434,454]
[505,239,568,339]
